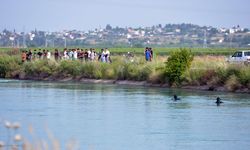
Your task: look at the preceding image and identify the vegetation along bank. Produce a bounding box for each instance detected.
[0,48,250,93]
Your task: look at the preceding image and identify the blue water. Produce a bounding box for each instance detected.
[0,79,250,150]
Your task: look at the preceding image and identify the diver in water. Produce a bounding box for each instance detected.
[172,95,181,101]
[215,97,223,106]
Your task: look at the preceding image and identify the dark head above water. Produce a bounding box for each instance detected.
[173,95,181,101]
[216,97,223,104]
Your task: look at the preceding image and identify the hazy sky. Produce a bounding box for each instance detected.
[1,0,250,31]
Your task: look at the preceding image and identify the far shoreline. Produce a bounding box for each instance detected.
[6,77,250,94]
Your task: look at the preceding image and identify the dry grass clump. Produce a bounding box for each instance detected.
[191,55,228,70]
[184,57,250,91]
[0,120,78,150]
[224,75,242,91]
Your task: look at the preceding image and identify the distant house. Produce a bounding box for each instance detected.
[127,34,132,39]
[229,28,236,34]
[175,29,181,33]
[219,38,224,43]
[219,28,227,33]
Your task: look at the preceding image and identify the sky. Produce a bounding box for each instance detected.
[0,0,250,32]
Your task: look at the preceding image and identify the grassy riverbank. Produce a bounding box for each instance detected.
[0,51,250,93]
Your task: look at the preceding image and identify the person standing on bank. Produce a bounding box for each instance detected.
[54,49,60,61]
[149,47,153,61]
[145,47,151,61]
[21,51,27,62]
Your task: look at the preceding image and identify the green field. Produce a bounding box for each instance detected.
[0,47,248,56]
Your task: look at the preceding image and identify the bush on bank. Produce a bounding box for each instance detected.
[164,48,193,86]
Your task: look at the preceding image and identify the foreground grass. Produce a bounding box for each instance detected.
[0,53,250,92]
[0,120,78,150]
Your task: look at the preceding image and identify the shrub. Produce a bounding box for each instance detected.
[164,48,193,86]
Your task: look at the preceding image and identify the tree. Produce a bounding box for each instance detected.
[106,24,112,30]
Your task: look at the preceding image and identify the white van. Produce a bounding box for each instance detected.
[227,50,250,64]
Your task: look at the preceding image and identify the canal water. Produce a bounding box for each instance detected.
[0,79,250,150]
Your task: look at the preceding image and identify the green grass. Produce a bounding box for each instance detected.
[1,47,248,56]
[104,47,242,56]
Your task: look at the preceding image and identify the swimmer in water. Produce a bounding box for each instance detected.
[215,97,223,106]
[172,95,181,101]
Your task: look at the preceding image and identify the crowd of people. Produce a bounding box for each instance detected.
[21,47,154,63]
[21,48,111,63]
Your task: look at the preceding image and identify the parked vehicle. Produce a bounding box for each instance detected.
[227,50,250,65]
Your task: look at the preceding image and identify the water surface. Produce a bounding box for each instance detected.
[0,79,250,150]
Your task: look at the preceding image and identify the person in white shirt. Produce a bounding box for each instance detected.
[69,49,74,60]
[105,48,110,63]
[63,49,69,60]
[87,49,91,60]
[73,49,78,60]
[101,49,106,62]
[90,49,96,61]
[46,50,51,59]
